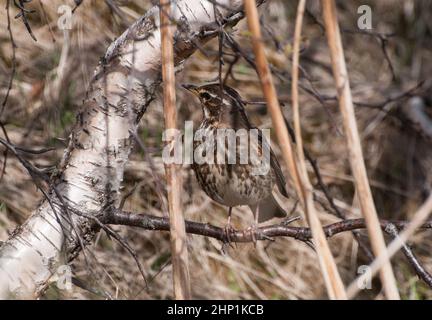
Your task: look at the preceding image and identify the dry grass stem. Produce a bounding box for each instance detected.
[244,0,347,299]
[321,0,399,299]
[160,0,191,300]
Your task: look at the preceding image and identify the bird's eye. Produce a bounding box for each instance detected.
[200,92,211,100]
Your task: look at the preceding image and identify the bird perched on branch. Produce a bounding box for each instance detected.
[183,83,288,238]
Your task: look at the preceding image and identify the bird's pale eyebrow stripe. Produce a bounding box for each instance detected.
[201,91,219,100]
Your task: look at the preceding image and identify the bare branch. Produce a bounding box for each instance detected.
[385,223,432,288]
[107,209,432,289]
[108,210,432,243]
[13,0,37,41]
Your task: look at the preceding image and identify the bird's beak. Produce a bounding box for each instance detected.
[182,83,199,96]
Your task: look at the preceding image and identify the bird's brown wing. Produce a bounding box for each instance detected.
[268,145,289,197]
[255,127,288,198]
[227,92,289,198]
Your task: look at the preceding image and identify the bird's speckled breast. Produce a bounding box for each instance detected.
[192,122,274,207]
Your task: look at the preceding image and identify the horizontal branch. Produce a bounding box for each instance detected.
[107,210,432,289]
[108,210,432,244]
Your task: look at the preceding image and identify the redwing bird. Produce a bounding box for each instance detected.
[183,83,288,234]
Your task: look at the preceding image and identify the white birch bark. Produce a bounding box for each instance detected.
[0,0,250,299]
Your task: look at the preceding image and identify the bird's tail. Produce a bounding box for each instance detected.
[249,194,287,223]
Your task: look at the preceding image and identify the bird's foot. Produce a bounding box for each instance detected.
[223,222,237,248]
[282,215,301,226]
[245,223,258,247]
[243,223,274,247]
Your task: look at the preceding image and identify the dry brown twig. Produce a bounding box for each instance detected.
[160,0,191,300]
[321,0,400,299]
[347,193,432,298]
[109,210,432,245]
[384,222,432,289]
[244,0,347,300]
[108,209,432,291]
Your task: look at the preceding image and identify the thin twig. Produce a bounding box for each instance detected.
[347,193,432,298]
[1,0,17,117]
[14,0,37,41]
[385,223,432,288]
[129,130,169,217]
[62,203,148,290]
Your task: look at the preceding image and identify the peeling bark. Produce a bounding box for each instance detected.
[0,0,258,299]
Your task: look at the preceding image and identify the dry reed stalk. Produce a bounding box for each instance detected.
[347,193,432,298]
[160,0,191,299]
[321,0,399,299]
[244,0,347,299]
